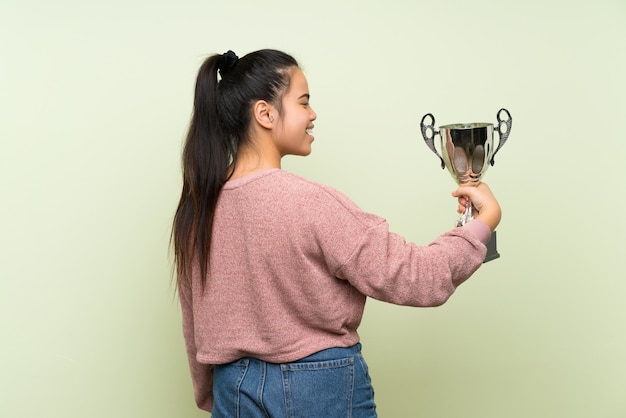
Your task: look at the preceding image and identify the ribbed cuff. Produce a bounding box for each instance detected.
[462,219,492,246]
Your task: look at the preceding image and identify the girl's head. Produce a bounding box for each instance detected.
[173,49,306,287]
[212,49,300,152]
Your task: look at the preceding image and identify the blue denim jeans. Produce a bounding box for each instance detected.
[212,343,377,417]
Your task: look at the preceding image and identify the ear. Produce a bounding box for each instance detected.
[253,100,275,129]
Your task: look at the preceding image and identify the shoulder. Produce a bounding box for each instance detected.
[224,169,385,227]
[276,170,385,227]
[277,171,357,207]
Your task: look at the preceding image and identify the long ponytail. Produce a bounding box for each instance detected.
[172,55,233,287]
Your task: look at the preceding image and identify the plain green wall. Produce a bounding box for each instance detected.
[1,0,625,417]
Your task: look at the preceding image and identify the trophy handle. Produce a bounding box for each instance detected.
[490,108,512,166]
[420,113,445,169]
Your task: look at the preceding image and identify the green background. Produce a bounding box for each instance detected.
[2,0,625,416]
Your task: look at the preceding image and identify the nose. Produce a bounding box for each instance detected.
[309,106,317,121]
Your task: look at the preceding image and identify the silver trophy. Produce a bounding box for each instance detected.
[420,108,512,262]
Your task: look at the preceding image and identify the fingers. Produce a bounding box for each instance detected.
[451,182,492,205]
[456,196,469,214]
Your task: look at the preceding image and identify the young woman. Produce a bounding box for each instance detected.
[172,49,501,417]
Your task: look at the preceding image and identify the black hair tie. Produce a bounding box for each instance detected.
[218,50,239,77]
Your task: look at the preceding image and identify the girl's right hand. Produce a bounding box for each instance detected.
[451,182,501,231]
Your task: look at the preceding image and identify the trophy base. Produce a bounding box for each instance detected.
[484,231,500,263]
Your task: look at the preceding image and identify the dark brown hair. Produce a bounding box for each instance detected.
[171,49,299,289]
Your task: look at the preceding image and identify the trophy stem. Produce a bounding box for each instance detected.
[457,201,473,227]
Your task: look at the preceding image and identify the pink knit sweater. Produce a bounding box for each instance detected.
[179,169,490,411]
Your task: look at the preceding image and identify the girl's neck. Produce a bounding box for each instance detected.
[228,144,281,181]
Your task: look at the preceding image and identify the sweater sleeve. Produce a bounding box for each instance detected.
[312,187,487,307]
[335,221,486,306]
[179,281,214,412]
[462,219,492,246]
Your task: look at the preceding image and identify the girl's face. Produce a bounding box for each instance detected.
[272,68,317,157]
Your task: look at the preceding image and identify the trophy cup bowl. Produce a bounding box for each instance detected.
[420,108,512,262]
